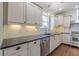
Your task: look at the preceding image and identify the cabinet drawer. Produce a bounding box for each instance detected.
[28,40,40,47]
[28,40,40,56]
[4,43,27,56]
[9,50,27,56]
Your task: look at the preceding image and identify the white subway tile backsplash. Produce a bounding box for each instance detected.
[3,25,45,39]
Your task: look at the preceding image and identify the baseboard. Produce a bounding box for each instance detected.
[48,43,62,56]
[62,43,79,48]
[61,43,71,46]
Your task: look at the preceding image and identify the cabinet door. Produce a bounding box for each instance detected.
[4,43,28,56]
[8,2,25,23]
[58,15,63,25]
[0,2,3,48]
[0,50,3,56]
[34,5,42,26]
[62,34,71,44]
[9,50,28,56]
[50,36,55,52]
[54,16,59,26]
[54,35,61,48]
[27,3,42,26]
[55,15,63,26]
[0,2,3,24]
[28,40,40,56]
[63,16,71,28]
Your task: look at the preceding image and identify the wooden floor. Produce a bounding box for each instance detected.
[49,44,79,56]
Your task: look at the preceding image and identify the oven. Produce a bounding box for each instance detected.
[71,32,79,47]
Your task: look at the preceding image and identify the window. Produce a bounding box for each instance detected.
[40,14,49,28]
[50,15,54,30]
[76,8,79,23]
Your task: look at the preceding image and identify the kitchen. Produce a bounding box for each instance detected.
[0,2,79,56]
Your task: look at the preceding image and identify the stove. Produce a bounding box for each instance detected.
[71,32,79,47]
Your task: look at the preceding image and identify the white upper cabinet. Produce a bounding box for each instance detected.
[26,3,42,26]
[54,14,63,26]
[0,2,3,48]
[63,16,71,28]
[8,2,25,23]
[58,15,63,25]
[4,2,42,25]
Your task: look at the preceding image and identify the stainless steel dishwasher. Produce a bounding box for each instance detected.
[40,37,50,56]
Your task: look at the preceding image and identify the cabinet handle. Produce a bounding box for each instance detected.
[24,21,26,23]
[35,23,37,25]
[16,46,21,50]
[34,41,37,44]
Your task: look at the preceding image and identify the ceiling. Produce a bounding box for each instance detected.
[34,2,79,14]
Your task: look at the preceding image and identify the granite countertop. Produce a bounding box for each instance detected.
[0,34,50,49]
[0,32,71,49]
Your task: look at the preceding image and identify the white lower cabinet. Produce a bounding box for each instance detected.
[9,50,28,56]
[50,35,61,53]
[4,43,28,56]
[50,36,55,52]
[0,50,3,56]
[54,35,61,49]
[3,40,40,56]
[28,40,40,56]
[62,34,71,44]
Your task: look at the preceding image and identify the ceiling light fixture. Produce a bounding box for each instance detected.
[75,5,79,8]
[58,8,63,11]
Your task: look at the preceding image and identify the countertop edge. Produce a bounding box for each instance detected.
[0,35,50,49]
[0,33,71,49]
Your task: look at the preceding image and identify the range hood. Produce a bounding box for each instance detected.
[71,23,79,32]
